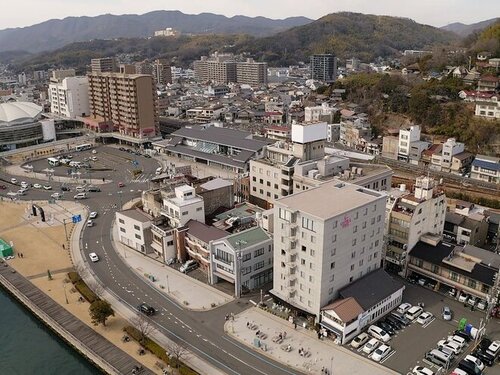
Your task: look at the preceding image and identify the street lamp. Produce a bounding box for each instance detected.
[63,282,69,304]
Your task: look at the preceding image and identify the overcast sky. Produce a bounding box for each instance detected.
[1,0,499,29]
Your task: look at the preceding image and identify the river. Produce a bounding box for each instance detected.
[0,287,101,375]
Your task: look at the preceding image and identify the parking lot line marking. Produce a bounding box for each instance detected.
[381,350,396,363]
[422,318,435,328]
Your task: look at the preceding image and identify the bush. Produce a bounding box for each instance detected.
[68,271,81,283]
[123,326,198,375]
[74,279,99,303]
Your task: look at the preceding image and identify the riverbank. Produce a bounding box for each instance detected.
[0,200,161,374]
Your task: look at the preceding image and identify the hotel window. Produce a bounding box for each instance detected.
[330,262,335,269]
[331,248,336,256]
[332,221,337,229]
[302,217,315,232]
[467,279,477,289]
[450,271,459,282]
[119,218,125,224]
[242,253,252,262]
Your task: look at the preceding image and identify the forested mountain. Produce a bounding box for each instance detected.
[0,11,312,53]
[441,18,499,36]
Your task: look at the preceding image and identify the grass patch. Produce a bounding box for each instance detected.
[68,271,81,283]
[124,326,198,375]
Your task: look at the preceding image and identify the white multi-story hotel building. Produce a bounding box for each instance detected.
[49,76,90,119]
[272,181,387,320]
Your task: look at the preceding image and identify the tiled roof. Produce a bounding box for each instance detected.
[321,297,364,322]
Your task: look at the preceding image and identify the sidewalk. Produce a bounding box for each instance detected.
[112,224,233,310]
[227,307,398,375]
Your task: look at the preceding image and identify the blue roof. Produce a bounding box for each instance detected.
[472,158,500,172]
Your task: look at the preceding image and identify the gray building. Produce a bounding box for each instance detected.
[310,54,337,83]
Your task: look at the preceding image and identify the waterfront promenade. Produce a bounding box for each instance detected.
[0,261,154,375]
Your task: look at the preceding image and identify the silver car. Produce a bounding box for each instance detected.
[442,306,452,321]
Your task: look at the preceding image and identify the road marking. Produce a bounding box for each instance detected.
[381,350,396,363]
[422,318,435,328]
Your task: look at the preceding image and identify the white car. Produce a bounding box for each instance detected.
[477,300,487,310]
[438,339,461,355]
[91,156,98,161]
[21,181,29,188]
[17,188,27,195]
[362,338,380,354]
[442,306,452,321]
[412,366,434,375]
[92,149,97,154]
[416,312,433,325]
[467,296,477,306]
[89,211,98,219]
[33,183,42,189]
[464,354,485,371]
[10,178,17,184]
[458,293,469,303]
[51,192,62,199]
[372,344,391,362]
[87,220,94,227]
[89,252,99,262]
[397,303,412,314]
[350,333,369,349]
[43,185,52,190]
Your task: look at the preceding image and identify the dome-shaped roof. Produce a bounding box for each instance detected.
[0,102,43,125]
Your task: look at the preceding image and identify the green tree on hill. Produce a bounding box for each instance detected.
[89,300,114,327]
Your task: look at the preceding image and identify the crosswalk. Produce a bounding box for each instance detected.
[128,172,155,183]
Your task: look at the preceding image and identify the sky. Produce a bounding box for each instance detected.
[0,0,499,29]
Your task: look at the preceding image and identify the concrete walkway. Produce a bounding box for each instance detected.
[112,224,233,311]
[227,307,398,375]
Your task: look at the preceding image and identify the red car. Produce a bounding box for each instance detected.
[118,182,125,188]
[0,185,6,189]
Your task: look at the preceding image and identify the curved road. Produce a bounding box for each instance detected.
[1,146,298,375]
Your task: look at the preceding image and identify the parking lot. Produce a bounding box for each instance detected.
[347,278,500,374]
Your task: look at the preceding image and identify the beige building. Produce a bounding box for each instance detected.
[153,59,172,86]
[272,181,387,320]
[236,58,268,86]
[87,70,158,137]
[90,57,117,73]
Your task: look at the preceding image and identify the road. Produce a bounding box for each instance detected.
[1,146,299,375]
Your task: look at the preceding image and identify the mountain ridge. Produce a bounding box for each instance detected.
[441,18,499,36]
[0,10,312,53]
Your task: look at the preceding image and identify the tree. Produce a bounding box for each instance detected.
[166,342,188,369]
[130,313,155,345]
[89,300,114,327]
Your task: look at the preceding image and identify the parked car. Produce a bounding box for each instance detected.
[405,306,423,321]
[376,321,395,336]
[43,185,52,190]
[472,349,495,367]
[179,260,198,274]
[21,181,29,188]
[397,303,412,314]
[458,292,469,303]
[486,340,500,358]
[438,340,461,355]
[467,296,477,307]
[447,335,467,348]
[17,188,27,195]
[118,181,125,188]
[384,317,402,330]
[477,300,487,311]
[51,192,62,199]
[457,359,482,375]
[418,278,427,286]
[464,355,485,371]
[417,312,433,325]
[89,252,99,262]
[442,306,452,321]
[33,183,42,189]
[372,344,391,362]
[479,337,492,351]
[137,302,155,316]
[74,192,87,200]
[350,333,369,349]
[89,211,98,219]
[362,338,380,354]
[87,220,94,227]
[10,178,17,184]
[412,366,435,375]
[454,330,471,342]
[367,325,391,343]
[61,186,71,191]
[390,311,411,326]
[92,149,97,154]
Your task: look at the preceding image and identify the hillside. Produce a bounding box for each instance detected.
[441,18,499,36]
[234,12,457,65]
[0,10,312,53]
[465,20,500,56]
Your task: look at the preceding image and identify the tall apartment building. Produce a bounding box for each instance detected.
[398,125,421,162]
[440,138,465,172]
[236,58,268,86]
[194,54,237,84]
[384,177,446,275]
[272,181,387,319]
[152,59,172,85]
[87,70,158,137]
[310,54,337,83]
[90,57,117,73]
[194,53,267,85]
[135,61,154,75]
[49,76,90,119]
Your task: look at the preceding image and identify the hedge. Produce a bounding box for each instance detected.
[68,272,99,303]
[123,326,198,375]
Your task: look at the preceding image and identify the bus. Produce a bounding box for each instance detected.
[75,143,93,152]
[47,157,60,167]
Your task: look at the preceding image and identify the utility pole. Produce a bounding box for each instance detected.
[62,218,69,242]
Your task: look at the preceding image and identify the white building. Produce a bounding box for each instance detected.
[440,138,465,172]
[384,177,446,275]
[272,181,387,320]
[304,104,336,123]
[210,226,273,297]
[49,76,90,119]
[115,209,153,253]
[475,95,500,119]
[160,185,205,228]
[470,155,500,184]
[398,125,421,162]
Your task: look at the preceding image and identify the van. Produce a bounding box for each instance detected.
[87,186,101,192]
[405,306,423,321]
[180,260,198,274]
[457,359,482,375]
[486,340,500,358]
[367,325,391,342]
[155,167,163,175]
[425,349,451,367]
[448,335,466,348]
[391,311,411,326]
[74,192,87,200]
